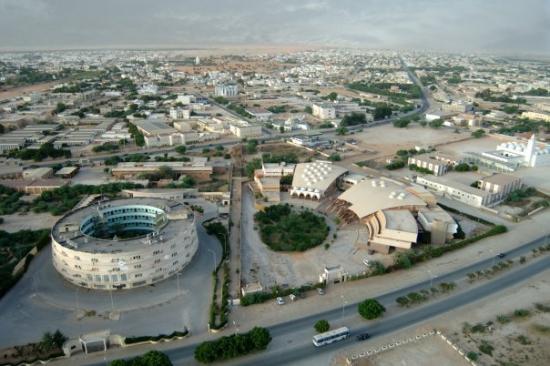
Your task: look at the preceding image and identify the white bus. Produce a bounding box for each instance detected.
[312,326,350,347]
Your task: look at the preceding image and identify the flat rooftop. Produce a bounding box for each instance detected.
[52,197,194,253]
[383,209,418,233]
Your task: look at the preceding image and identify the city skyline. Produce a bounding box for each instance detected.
[0,0,549,55]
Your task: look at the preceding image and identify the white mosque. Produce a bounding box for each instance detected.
[468,134,550,172]
[495,134,550,168]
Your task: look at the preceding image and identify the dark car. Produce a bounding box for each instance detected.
[496,253,506,258]
[356,333,370,341]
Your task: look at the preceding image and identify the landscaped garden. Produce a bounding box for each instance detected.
[254,204,329,251]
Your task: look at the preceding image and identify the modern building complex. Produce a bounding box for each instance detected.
[333,178,432,253]
[468,134,550,171]
[51,198,198,290]
[290,161,348,200]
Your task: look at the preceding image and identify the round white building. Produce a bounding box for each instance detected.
[51,198,198,290]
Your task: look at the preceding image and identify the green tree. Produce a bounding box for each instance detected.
[393,118,410,128]
[54,102,66,114]
[358,299,386,320]
[245,139,259,154]
[314,320,330,333]
[336,126,348,135]
[249,327,271,350]
[328,153,341,161]
[471,129,485,138]
[304,106,313,114]
[428,119,443,128]
[175,145,187,155]
[373,105,393,120]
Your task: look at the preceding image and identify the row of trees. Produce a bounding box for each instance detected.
[194,327,271,363]
[8,143,71,162]
[110,351,172,366]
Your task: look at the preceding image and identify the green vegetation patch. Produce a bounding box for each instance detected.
[110,350,172,366]
[254,204,329,251]
[30,182,143,216]
[194,327,271,364]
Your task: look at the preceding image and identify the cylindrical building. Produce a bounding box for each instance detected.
[51,198,198,290]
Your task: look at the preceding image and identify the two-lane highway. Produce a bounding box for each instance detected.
[84,235,549,366]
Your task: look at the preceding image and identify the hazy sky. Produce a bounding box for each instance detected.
[0,0,549,54]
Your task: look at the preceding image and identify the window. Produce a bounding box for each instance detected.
[120,274,127,281]
[111,274,118,282]
[103,275,110,282]
[134,264,142,269]
[132,255,141,260]
[134,273,143,278]
[95,275,101,282]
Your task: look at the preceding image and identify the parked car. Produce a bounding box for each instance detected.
[276,297,285,305]
[317,288,325,295]
[497,252,506,259]
[356,333,370,341]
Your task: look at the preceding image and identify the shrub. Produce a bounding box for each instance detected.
[396,296,410,307]
[466,352,478,361]
[124,330,188,345]
[194,327,271,363]
[314,320,330,333]
[478,340,494,356]
[358,299,386,320]
[109,350,172,366]
[514,309,531,318]
[496,315,511,324]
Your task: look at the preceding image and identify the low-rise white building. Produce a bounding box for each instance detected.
[312,103,336,120]
[416,175,496,208]
[229,121,262,138]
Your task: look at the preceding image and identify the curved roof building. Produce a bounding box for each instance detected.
[290,161,348,200]
[51,198,198,290]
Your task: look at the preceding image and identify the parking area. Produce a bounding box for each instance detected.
[0,200,222,348]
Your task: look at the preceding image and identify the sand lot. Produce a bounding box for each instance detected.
[351,124,471,158]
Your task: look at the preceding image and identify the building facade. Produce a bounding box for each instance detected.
[51,198,198,290]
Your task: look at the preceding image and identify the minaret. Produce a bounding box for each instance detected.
[525,134,536,167]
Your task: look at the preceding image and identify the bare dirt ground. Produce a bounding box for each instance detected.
[347,124,471,161]
[240,188,393,288]
[258,142,316,161]
[346,332,470,366]
[439,271,550,366]
[0,81,57,100]
[0,211,58,232]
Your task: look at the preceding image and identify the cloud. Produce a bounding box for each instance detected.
[0,0,547,54]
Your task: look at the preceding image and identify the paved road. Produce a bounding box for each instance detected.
[83,234,548,366]
[18,64,429,169]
